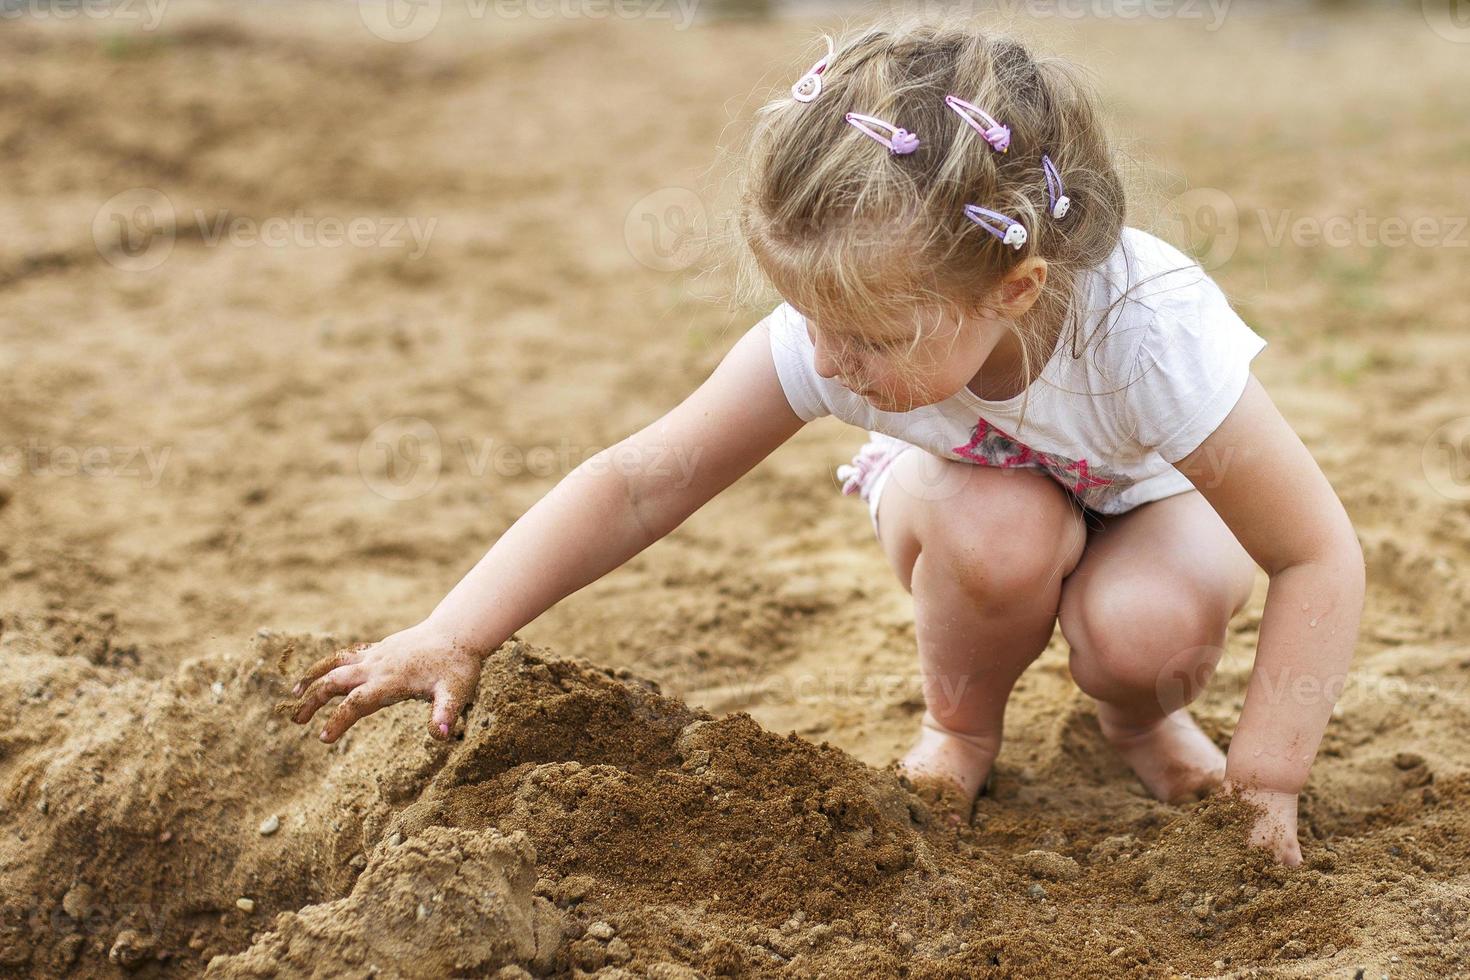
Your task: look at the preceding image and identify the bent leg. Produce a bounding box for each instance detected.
[1058,488,1257,802]
[875,452,1087,819]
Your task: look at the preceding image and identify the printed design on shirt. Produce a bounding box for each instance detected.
[951,415,1136,507]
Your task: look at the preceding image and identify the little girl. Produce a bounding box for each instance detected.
[289,19,1365,866]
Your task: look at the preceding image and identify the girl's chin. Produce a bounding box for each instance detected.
[862,389,938,412]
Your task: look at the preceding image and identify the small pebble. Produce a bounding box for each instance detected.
[62,884,94,919]
[1018,849,1081,882]
[586,921,616,941]
[258,815,280,836]
[1026,883,1047,900]
[236,898,255,913]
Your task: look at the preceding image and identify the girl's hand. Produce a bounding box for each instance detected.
[287,623,482,743]
[1222,780,1302,866]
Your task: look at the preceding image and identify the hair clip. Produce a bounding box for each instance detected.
[945,95,1010,153]
[844,112,920,155]
[791,35,835,103]
[1042,155,1070,219]
[964,204,1027,250]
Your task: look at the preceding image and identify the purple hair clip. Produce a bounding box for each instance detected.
[964,204,1027,250]
[791,35,834,103]
[844,112,920,155]
[945,95,1010,153]
[1042,155,1070,219]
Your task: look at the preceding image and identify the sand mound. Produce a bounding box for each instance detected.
[4,640,1463,978]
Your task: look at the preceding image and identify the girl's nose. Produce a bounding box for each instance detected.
[812,334,844,380]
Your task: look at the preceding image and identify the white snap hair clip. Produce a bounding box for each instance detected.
[791,35,834,103]
[963,205,1028,251]
[1043,155,1070,221]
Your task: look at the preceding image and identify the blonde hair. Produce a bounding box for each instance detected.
[727,15,1127,426]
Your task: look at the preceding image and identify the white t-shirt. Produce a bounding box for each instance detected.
[764,227,1268,515]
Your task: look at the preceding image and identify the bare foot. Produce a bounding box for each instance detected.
[1096,704,1226,803]
[894,711,1000,827]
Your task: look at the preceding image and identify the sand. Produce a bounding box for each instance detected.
[1,2,1467,977]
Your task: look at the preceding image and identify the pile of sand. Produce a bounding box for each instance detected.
[2,637,1463,977]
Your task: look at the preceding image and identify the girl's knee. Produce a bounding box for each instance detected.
[911,468,1082,606]
[1061,577,1230,703]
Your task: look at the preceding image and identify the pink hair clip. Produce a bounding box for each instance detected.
[791,35,834,103]
[844,112,920,155]
[964,204,1027,250]
[945,95,1010,153]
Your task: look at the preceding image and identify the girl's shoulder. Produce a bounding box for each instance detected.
[1083,226,1220,317]
[1069,226,1250,359]
[1062,226,1264,395]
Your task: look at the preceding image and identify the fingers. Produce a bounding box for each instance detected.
[321,686,390,744]
[292,643,369,696]
[429,681,467,740]
[292,664,368,725]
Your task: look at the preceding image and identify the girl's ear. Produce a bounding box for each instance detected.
[996,258,1048,317]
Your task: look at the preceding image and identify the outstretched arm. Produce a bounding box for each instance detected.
[1173,373,1366,865]
[290,319,806,741]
